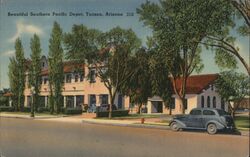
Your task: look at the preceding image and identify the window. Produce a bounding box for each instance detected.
[201,96,204,108]
[44,77,48,84]
[90,69,96,83]
[66,74,72,83]
[76,96,84,107]
[80,73,84,82]
[66,96,74,108]
[75,74,79,82]
[190,109,202,115]
[207,96,210,108]
[211,85,214,91]
[89,95,96,105]
[203,110,215,115]
[216,109,229,116]
[213,96,216,108]
[42,62,45,68]
[99,94,109,104]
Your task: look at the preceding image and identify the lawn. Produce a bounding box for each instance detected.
[234,115,250,130]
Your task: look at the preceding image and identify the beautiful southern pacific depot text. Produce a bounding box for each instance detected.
[7,11,133,17]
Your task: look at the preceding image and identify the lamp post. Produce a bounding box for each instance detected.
[30,86,35,117]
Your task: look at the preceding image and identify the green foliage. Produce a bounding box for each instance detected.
[0,106,15,112]
[8,58,18,109]
[8,38,25,111]
[215,71,249,115]
[63,108,82,115]
[0,96,8,106]
[48,21,64,114]
[64,24,101,63]
[237,24,250,36]
[215,48,237,70]
[96,110,129,117]
[123,48,152,112]
[29,34,42,115]
[215,71,249,102]
[149,51,173,104]
[37,107,50,113]
[99,26,141,53]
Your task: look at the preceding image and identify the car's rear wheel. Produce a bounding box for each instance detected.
[170,122,180,131]
[207,123,217,134]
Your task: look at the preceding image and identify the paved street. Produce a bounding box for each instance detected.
[0,118,249,157]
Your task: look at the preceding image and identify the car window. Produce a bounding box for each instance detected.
[190,110,202,115]
[203,110,215,115]
[216,109,230,116]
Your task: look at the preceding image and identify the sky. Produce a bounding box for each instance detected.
[0,0,249,89]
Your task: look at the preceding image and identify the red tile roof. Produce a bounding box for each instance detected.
[3,92,13,97]
[40,62,85,75]
[173,74,219,94]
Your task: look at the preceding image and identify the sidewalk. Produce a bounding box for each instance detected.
[0,112,65,119]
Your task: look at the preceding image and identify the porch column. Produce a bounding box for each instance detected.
[147,100,152,114]
[64,96,66,108]
[74,96,76,108]
[9,99,12,107]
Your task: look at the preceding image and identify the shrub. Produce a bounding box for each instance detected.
[22,107,31,112]
[63,108,82,115]
[37,107,49,113]
[96,110,129,117]
[0,106,15,112]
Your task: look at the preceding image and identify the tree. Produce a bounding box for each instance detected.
[48,22,64,114]
[230,0,250,27]
[195,0,250,74]
[8,38,26,111]
[215,71,249,118]
[123,48,152,114]
[64,24,101,64]
[93,27,141,118]
[149,52,173,115]
[29,34,42,117]
[64,26,141,118]
[8,58,19,110]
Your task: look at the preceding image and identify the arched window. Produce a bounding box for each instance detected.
[221,99,225,110]
[213,97,216,108]
[201,96,204,108]
[207,96,210,108]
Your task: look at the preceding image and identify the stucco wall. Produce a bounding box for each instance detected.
[24,65,130,109]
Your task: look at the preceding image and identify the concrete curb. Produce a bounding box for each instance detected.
[82,119,171,130]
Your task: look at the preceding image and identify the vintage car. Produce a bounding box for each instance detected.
[169,108,235,134]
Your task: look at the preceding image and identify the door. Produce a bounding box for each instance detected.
[118,95,123,109]
[186,109,203,128]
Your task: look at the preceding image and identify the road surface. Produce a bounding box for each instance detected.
[0,118,249,157]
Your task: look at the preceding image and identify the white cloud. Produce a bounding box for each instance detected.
[1,50,15,56]
[8,20,44,43]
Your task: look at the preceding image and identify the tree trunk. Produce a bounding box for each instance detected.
[31,94,35,117]
[137,103,143,114]
[169,103,172,115]
[109,92,114,119]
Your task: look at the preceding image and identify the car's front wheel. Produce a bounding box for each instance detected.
[207,123,217,134]
[170,122,180,131]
